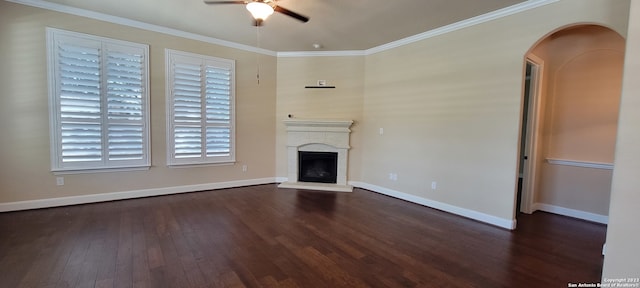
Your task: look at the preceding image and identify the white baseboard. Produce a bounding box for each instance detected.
[532,203,608,224]
[0,178,277,213]
[1,176,533,231]
[349,181,517,230]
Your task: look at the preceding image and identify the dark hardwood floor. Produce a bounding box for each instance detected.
[0,184,606,287]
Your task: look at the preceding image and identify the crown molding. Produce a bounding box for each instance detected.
[9,0,558,57]
[277,50,366,58]
[279,0,558,57]
[365,0,559,55]
[7,0,277,56]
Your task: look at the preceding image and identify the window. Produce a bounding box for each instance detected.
[47,28,150,172]
[165,49,235,166]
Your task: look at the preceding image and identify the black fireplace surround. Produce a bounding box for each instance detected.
[298,151,338,184]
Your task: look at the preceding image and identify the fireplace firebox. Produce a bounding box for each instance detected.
[298,151,338,184]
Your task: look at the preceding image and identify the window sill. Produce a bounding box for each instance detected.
[167,161,236,168]
[53,166,150,175]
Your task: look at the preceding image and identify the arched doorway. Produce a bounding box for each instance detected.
[518,25,625,224]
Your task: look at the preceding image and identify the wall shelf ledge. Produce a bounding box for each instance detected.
[304,86,336,89]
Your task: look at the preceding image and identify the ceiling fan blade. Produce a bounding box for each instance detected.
[203,1,247,4]
[274,6,309,23]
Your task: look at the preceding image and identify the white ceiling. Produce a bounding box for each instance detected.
[26,0,529,52]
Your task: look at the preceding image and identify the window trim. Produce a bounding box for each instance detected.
[47,28,151,172]
[165,49,236,166]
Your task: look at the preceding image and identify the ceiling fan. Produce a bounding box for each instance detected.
[203,0,310,26]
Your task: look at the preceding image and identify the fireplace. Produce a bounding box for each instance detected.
[278,119,353,192]
[298,151,338,183]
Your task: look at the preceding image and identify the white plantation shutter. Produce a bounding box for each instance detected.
[173,62,204,159]
[105,47,146,161]
[205,66,232,158]
[48,28,150,171]
[167,50,235,165]
[58,42,103,163]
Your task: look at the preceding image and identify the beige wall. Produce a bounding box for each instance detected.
[275,56,365,181]
[0,1,276,204]
[532,25,624,216]
[360,0,629,221]
[543,28,623,163]
[538,165,613,215]
[603,0,640,279]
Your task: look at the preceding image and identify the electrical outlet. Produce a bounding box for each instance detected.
[389,173,398,181]
[242,165,247,172]
[56,177,64,186]
[379,128,384,135]
[431,181,437,190]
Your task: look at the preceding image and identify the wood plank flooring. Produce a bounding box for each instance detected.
[0,184,606,287]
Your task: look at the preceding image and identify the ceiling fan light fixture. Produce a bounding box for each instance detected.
[246,2,274,21]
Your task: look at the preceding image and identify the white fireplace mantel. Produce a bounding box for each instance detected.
[278,119,354,192]
[283,119,353,132]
